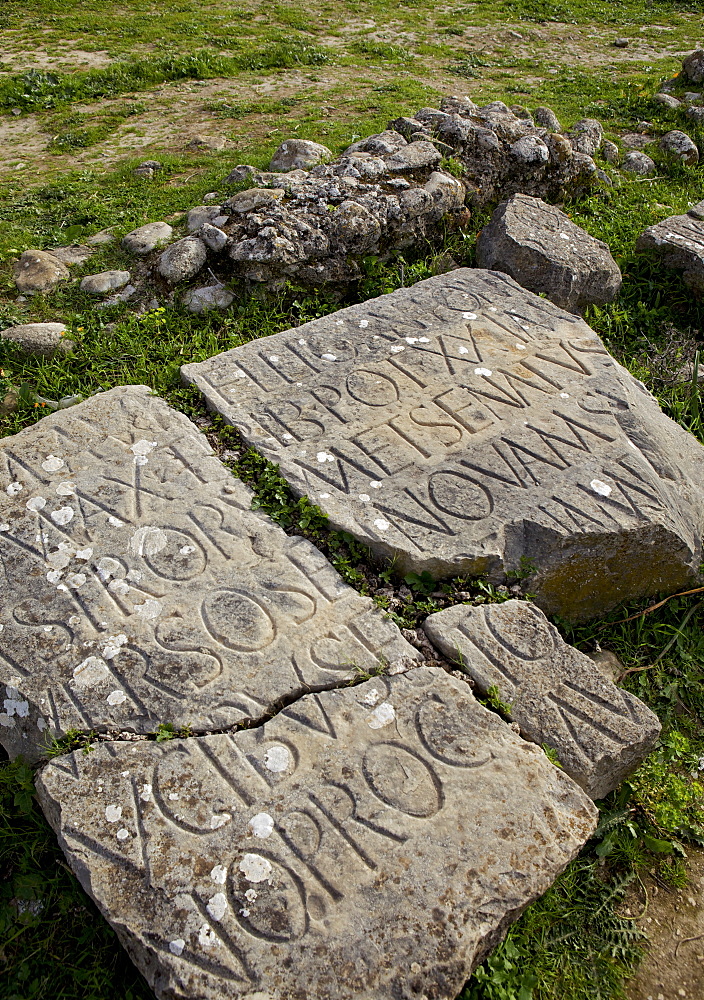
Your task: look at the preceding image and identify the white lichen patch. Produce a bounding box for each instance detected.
[210,864,227,884]
[26,496,46,512]
[249,812,274,838]
[116,828,130,841]
[6,482,23,496]
[105,804,122,822]
[206,892,228,922]
[169,938,185,956]
[239,853,273,883]
[244,888,258,902]
[366,701,396,729]
[373,518,390,531]
[133,599,162,620]
[41,455,65,473]
[129,526,167,557]
[361,687,380,707]
[102,634,128,659]
[590,479,613,497]
[140,784,152,802]
[73,656,110,688]
[316,451,335,464]
[210,812,232,830]
[198,924,219,948]
[264,744,291,772]
[474,368,493,377]
[55,481,76,496]
[107,690,127,706]
[50,506,74,526]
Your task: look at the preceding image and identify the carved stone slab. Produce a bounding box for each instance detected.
[636,211,704,293]
[423,600,661,799]
[182,269,704,620]
[36,668,597,1000]
[0,387,418,759]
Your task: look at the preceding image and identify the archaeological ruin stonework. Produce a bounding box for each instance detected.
[423,600,660,799]
[36,669,598,1000]
[183,269,704,621]
[0,386,418,760]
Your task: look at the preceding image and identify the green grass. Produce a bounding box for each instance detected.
[2,0,704,998]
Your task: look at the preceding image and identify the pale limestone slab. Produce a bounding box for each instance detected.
[36,667,597,1000]
[0,387,418,759]
[182,269,704,620]
[424,600,661,799]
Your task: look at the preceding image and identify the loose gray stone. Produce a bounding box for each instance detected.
[659,130,699,166]
[0,322,74,357]
[385,140,442,173]
[344,130,407,156]
[601,140,620,165]
[270,139,332,172]
[509,135,550,166]
[187,206,230,232]
[682,49,704,84]
[122,223,173,256]
[689,199,704,220]
[49,245,95,267]
[565,119,603,157]
[613,37,629,48]
[440,95,479,116]
[158,237,207,284]
[80,271,132,296]
[654,93,681,109]
[182,269,704,621]
[476,194,622,313]
[423,600,660,799]
[684,92,703,104]
[86,230,115,246]
[199,223,229,252]
[533,107,561,131]
[13,250,70,294]
[686,106,704,125]
[636,211,704,293]
[186,135,227,152]
[0,386,417,760]
[224,188,285,214]
[621,150,656,174]
[35,667,597,1000]
[182,285,235,313]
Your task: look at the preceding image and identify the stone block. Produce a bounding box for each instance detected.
[0,386,417,760]
[476,193,622,312]
[423,600,660,799]
[182,269,704,620]
[636,212,704,293]
[36,667,597,1000]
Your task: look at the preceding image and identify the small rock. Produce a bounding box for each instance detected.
[387,117,428,141]
[621,150,656,174]
[601,140,620,164]
[269,139,332,172]
[682,49,704,85]
[199,223,229,252]
[86,229,115,246]
[133,165,155,179]
[565,118,603,156]
[224,188,286,213]
[80,270,132,296]
[121,222,173,255]
[137,159,162,171]
[613,38,629,48]
[202,191,220,202]
[476,193,622,313]
[12,250,70,294]
[684,92,703,105]
[637,211,704,292]
[659,130,699,166]
[688,199,704,220]
[223,164,258,185]
[48,245,94,267]
[533,106,562,131]
[686,106,704,125]
[185,135,227,152]
[182,285,235,313]
[0,388,19,417]
[439,95,478,117]
[187,205,229,232]
[386,140,442,173]
[157,236,207,284]
[654,93,681,109]
[587,650,625,683]
[0,322,73,357]
[509,135,550,166]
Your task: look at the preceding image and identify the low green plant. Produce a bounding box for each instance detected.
[42,728,97,758]
[153,723,192,742]
[481,685,513,718]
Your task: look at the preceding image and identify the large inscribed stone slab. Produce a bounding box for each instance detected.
[424,600,661,799]
[36,668,597,1000]
[182,269,704,620]
[0,387,417,759]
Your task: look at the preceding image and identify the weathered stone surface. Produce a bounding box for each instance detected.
[199,223,229,252]
[601,140,620,165]
[0,386,417,760]
[36,667,597,1000]
[689,199,704,221]
[385,140,443,173]
[686,105,704,125]
[621,151,656,175]
[13,250,70,294]
[80,271,132,296]
[1,322,73,357]
[654,93,681,109]
[158,237,208,284]
[476,194,622,313]
[659,130,699,166]
[682,49,704,85]
[270,139,332,172]
[565,119,603,157]
[224,188,286,214]
[183,269,704,621]
[122,223,173,256]
[636,211,704,292]
[187,206,230,232]
[182,285,235,313]
[423,600,660,799]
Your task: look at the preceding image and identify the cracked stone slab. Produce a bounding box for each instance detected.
[636,211,704,293]
[0,386,418,760]
[182,268,704,621]
[423,600,661,799]
[36,667,597,1000]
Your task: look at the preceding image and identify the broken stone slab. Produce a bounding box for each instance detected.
[636,211,704,293]
[36,667,597,1000]
[122,223,173,256]
[1,322,74,357]
[182,268,704,621]
[13,250,70,294]
[476,193,622,313]
[423,600,660,799]
[269,139,332,172]
[0,386,418,761]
